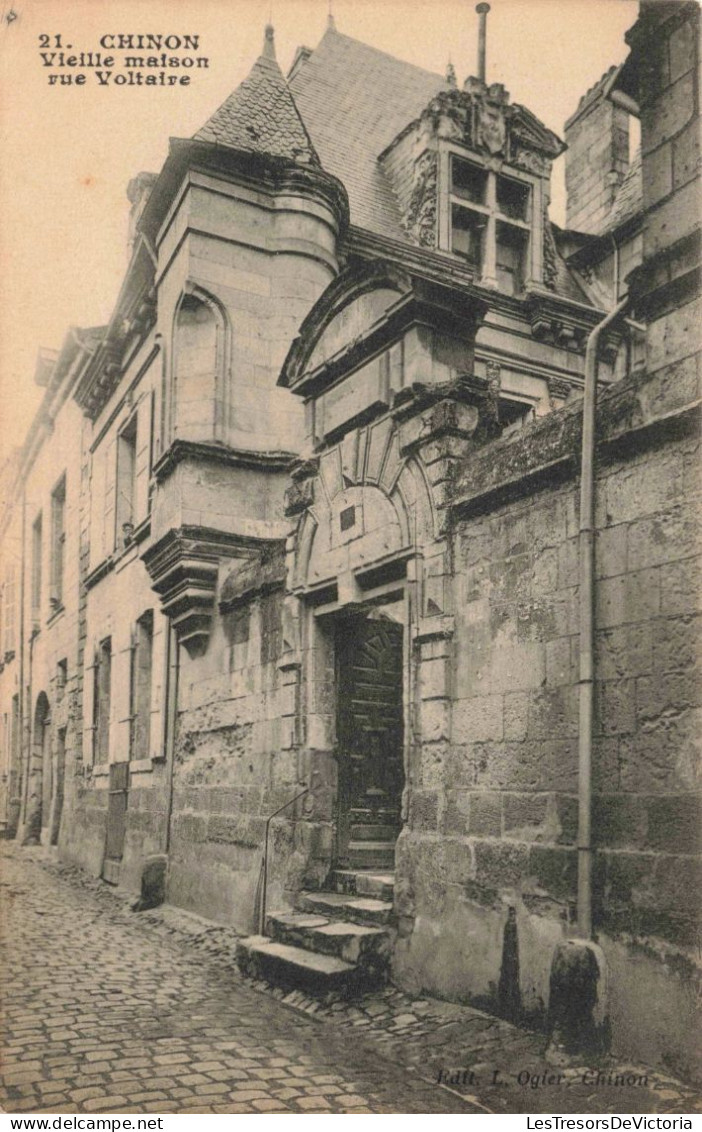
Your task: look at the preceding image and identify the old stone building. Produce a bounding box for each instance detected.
[0,1,699,1081]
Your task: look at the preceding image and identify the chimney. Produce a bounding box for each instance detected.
[565,67,630,235]
[126,171,158,257]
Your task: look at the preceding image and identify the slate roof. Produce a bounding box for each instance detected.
[604,148,643,233]
[193,22,592,306]
[194,27,319,165]
[289,27,447,239]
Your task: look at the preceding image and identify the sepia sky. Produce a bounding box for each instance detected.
[0,0,638,456]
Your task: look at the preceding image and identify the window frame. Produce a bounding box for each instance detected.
[92,635,112,766]
[31,513,43,625]
[50,473,67,611]
[439,145,544,293]
[128,609,154,762]
[115,411,138,548]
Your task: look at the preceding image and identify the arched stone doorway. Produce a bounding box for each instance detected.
[23,692,50,845]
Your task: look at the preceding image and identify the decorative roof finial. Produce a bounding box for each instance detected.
[446,59,457,88]
[476,3,490,83]
[327,0,336,30]
[262,23,276,60]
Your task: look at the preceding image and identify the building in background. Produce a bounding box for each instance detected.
[0,0,698,1081]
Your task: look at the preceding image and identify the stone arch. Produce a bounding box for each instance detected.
[280,259,410,390]
[170,284,230,444]
[290,426,444,596]
[23,692,50,845]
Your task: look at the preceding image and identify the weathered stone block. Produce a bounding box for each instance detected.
[672,119,700,191]
[528,686,578,740]
[603,850,652,907]
[668,17,697,83]
[596,568,661,629]
[645,794,701,854]
[409,789,439,832]
[592,794,647,849]
[453,695,504,743]
[619,711,700,792]
[420,698,451,742]
[503,793,549,840]
[645,296,701,373]
[626,447,685,513]
[555,794,579,845]
[642,140,673,211]
[546,637,573,687]
[529,845,577,900]
[653,854,702,913]
[595,623,653,682]
[596,679,636,736]
[641,72,694,155]
[504,692,529,741]
[171,814,207,844]
[442,790,471,836]
[660,557,701,615]
[652,614,699,674]
[474,839,530,889]
[419,656,450,699]
[636,668,700,726]
[595,525,627,579]
[469,792,502,836]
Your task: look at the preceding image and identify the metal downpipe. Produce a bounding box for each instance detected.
[577,295,629,939]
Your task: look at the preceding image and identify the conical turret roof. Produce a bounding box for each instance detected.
[194,25,319,164]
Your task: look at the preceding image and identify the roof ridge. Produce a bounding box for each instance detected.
[311,25,444,83]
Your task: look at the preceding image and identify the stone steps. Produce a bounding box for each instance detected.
[332,869,395,901]
[235,935,361,995]
[265,911,390,970]
[297,890,394,926]
[347,840,396,869]
[235,869,396,999]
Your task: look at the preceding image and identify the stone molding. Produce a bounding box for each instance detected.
[141,525,265,656]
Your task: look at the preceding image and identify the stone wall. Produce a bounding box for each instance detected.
[167,578,313,929]
[393,362,700,1079]
[565,71,630,235]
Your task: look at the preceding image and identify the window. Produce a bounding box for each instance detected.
[50,474,66,609]
[56,659,68,702]
[2,561,16,657]
[115,415,137,545]
[450,156,532,296]
[129,611,153,761]
[31,514,42,623]
[92,637,112,764]
[499,395,535,437]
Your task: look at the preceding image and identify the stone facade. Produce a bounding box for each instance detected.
[0,3,698,1083]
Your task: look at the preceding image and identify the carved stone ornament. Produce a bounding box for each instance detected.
[548,377,572,403]
[407,151,438,248]
[477,99,507,155]
[485,360,502,389]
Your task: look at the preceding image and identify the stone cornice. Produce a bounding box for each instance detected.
[141,525,273,656]
[524,288,617,356]
[73,245,157,421]
[140,138,350,251]
[152,439,296,484]
[451,380,701,521]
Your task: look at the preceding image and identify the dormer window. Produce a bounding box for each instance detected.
[449,155,533,295]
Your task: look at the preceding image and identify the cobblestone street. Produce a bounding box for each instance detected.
[1,845,698,1116]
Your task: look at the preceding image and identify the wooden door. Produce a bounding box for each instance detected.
[102,761,129,884]
[336,617,404,868]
